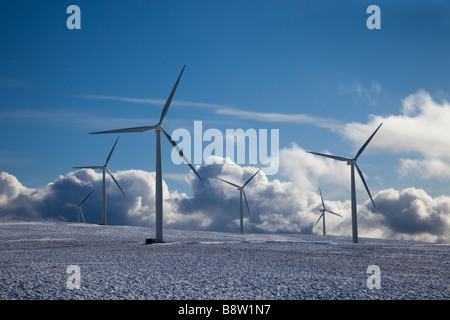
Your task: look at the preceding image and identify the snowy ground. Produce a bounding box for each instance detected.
[0,221,448,300]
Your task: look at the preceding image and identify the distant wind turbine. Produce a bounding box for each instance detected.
[308,123,382,243]
[89,65,202,243]
[73,136,125,225]
[314,188,342,236]
[219,169,260,233]
[60,190,94,223]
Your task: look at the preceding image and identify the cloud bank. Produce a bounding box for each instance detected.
[1,145,449,243]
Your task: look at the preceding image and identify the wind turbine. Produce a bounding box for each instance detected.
[73,136,125,225]
[89,65,202,243]
[60,190,94,223]
[314,188,342,236]
[308,123,382,243]
[219,169,260,233]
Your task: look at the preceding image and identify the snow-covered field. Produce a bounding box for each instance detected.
[0,221,448,300]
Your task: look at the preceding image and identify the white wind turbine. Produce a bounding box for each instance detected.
[73,136,125,225]
[308,123,382,243]
[60,190,94,223]
[89,65,202,243]
[314,188,342,236]
[219,169,260,233]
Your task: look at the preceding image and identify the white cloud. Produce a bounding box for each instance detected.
[399,158,450,180]
[341,89,450,179]
[0,172,33,206]
[184,151,450,242]
[361,187,450,242]
[0,169,201,229]
[77,94,343,129]
[216,108,343,130]
[183,156,317,234]
[74,94,227,109]
[279,143,349,192]
[0,172,45,220]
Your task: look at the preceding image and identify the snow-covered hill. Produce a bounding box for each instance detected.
[0,221,448,300]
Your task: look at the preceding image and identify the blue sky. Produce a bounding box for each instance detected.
[2,0,450,202]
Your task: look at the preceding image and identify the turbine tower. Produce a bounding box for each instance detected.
[90,65,202,243]
[73,136,125,225]
[314,188,342,236]
[60,190,94,223]
[308,123,382,243]
[219,169,260,233]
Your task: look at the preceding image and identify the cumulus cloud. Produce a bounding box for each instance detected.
[182,156,318,234]
[0,170,196,229]
[360,188,450,243]
[0,172,31,206]
[399,158,450,180]
[182,151,450,242]
[341,89,450,179]
[0,172,50,220]
[278,144,450,242]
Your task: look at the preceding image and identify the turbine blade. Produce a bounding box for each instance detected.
[314,213,324,227]
[106,168,126,197]
[355,163,376,208]
[243,169,260,188]
[319,188,325,210]
[161,127,202,181]
[79,190,94,207]
[90,125,158,135]
[218,178,241,188]
[307,151,350,162]
[79,208,86,223]
[242,189,251,216]
[105,137,119,166]
[158,65,186,126]
[325,209,343,218]
[355,123,383,159]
